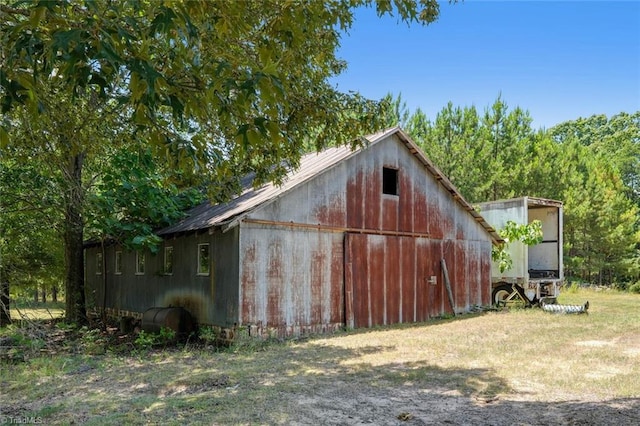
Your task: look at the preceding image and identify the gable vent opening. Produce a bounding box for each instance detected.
[382,167,399,196]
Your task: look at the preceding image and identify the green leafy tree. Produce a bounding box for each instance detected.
[478,96,533,201]
[1,0,442,323]
[86,147,203,253]
[550,112,640,208]
[380,92,411,129]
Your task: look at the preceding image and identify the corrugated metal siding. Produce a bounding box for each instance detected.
[85,229,239,326]
[344,235,491,328]
[345,234,439,328]
[239,223,344,337]
[88,129,496,335]
[239,133,494,335]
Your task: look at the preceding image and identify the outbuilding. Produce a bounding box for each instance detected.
[85,128,501,338]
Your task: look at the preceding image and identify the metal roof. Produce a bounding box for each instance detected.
[157,127,503,243]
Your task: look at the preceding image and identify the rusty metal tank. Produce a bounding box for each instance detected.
[141,307,195,335]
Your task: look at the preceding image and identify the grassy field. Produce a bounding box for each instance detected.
[8,300,65,321]
[1,288,639,425]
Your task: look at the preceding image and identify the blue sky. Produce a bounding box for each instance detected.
[332,1,640,129]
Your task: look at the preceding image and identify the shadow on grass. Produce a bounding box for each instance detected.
[2,338,639,425]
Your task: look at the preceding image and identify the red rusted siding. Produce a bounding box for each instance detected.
[266,240,283,327]
[310,248,324,326]
[415,238,430,322]
[382,197,399,231]
[399,171,414,232]
[241,241,257,324]
[413,191,429,234]
[369,236,385,326]
[347,233,464,328]
[468,242,481,306]
[401,237,415,323]
[346,169,365,229]
[239,133,496,337]
[364,169,381,230]
[385,236,401,324]
[330,238,345,325]
[427,240,444,318]
[442,240,457,315]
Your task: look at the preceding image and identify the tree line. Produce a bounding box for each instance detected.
[382,94,640,287]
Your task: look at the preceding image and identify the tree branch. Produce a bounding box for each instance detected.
[0,4,30,17]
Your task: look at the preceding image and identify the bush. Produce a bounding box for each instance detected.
[198,326,218,344]
[134,327,177,350]
[628,282,640,294]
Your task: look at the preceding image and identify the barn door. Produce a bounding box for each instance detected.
[344,233,436,329]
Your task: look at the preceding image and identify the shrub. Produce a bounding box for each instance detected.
[134,327,177,350]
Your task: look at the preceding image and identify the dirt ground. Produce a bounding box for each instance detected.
[3,344,639,425]
[3,290,640,425]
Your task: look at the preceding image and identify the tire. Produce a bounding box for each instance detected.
[492,284,514,307]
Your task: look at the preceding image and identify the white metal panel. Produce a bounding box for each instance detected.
[529,242,559,270]
[529,207,559,240]
[477,199,528,280]
[528,207,560,271]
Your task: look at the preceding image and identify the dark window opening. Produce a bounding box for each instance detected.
[383,167,399,195]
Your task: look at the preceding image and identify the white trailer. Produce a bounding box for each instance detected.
[477,197,564,307]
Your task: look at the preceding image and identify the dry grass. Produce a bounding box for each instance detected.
[1,288,639,425]
[9,301,65,321]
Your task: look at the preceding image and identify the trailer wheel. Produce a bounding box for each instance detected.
[492,284,514,307]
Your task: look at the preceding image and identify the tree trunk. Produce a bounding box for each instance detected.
[0,280,10,327]
[34,286,39,303]
[64,152,87,325]
[52,284,58,302]
[42,287,47,303]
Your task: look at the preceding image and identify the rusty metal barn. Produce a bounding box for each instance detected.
[85,128,502,337]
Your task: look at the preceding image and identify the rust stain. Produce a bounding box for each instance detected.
[455,241,468,311]
[399,169,414,233]
[427,240,444,319]
[266,240,283,327]
[385,236,400,324]
[481,244,492,305]
[415,238,429,322]
[368,236,385,326]
[241,241,257,324]
[364,168,381,230]
[401,238,415,323]
[310,249,325,325]
[467,242,481,306]
[314,194,345,227]
[413,191,429,234]
[443,239,457,315]
[346,169,365,229]
[382,197,399,231]
[330,239,344,324]
[347,234,369,328]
